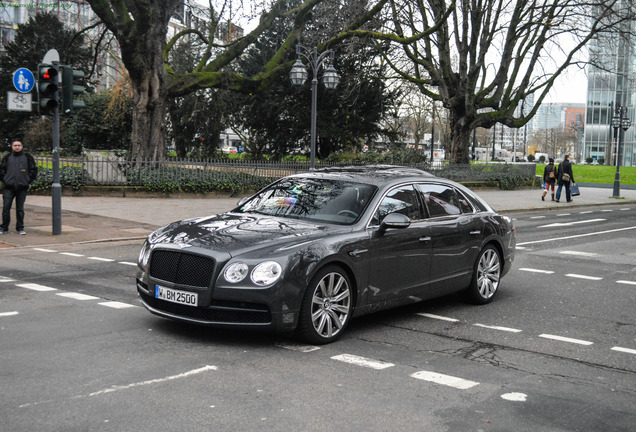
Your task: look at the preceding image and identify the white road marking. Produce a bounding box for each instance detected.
[601,209,613,212]
[411,371,479,389]
[611,347,636,355]
[118,261,137,266]
[579,211,593,214]
[519,268,554,274]
[331,354,394,370]
[565,274,602,281]
[559,251,598,257]
[99,301,137,309]
[516,226,636,246]
[86,365,218,397]
[276,343,321,353]
[0,311,19,317]
[474,323,522,333]
[60,252,84,257]
[416,313,459,322]
[501,392,528,402]
[515,246,527,250]
[56,292,100,301]
[0,276,16,283]
[530,216,546,219]
[32,248,56,253]
[619,208,631,211]
[538,218,606,228]
[17,283,57,292]
[617,280,636,286]
[88,257,115,262]
[539,334,593,345]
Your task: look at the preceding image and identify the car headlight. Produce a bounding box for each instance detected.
[224,262,249,283]
[251,261,282,286]
[138,240,151,271]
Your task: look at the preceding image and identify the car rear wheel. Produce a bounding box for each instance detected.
[296,265,352,344]
[465,245,501,304]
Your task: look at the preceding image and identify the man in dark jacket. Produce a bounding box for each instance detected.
[555,154,575,203]
[0,141,38,234]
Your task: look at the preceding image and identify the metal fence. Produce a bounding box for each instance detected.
[34,155,536,187]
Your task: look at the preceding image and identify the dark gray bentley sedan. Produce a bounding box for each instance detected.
[136,166,515,344]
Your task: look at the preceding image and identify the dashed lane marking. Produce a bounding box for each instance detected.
[617,280,636,286]
[539,334,594,346]
[565,273,603,281]
[56,292,100,301]
[98,301,137,309]
[474,323,523,333]
[276,343,321,353]
[559,251,598,257]
[119,261,137,266]
[331,354,394,370]
[88,257,115,262]
[516,226,636,246]
[17,283,57,292]
[611,347,636,355]
[0,311,19,317]
[416,312,459,322]
[519,268,554,274]
[32,248,57,253]
[538,218,606,228]
[0,276,16,282]
[411,371,479,390]
[60,252,84,257]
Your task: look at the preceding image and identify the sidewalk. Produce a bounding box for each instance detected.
[1,186,635,249]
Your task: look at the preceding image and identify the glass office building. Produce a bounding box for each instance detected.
[584,18,635,167]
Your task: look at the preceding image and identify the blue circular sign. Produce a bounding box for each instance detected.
[13,68,35,93]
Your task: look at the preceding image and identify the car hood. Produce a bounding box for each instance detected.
[148,212,346,256]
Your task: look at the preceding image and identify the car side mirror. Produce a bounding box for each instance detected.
[379,212,411,232]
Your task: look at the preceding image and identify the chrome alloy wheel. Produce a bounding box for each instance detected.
[310,272,351,339]
[476,248,501,299]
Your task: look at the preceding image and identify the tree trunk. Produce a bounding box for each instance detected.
[129,48,167,162]
[449,109,472,164]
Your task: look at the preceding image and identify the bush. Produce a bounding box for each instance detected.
[598,158,605,165]
[586,157,594,164]
[526,154,535,162]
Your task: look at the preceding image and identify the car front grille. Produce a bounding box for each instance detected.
[138,289,272,324]
[149,250,215,288]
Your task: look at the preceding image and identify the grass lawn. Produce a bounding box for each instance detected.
[536,164,636,185]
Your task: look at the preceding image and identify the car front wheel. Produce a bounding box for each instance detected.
[296,265,352,344]
[465,245,501,304]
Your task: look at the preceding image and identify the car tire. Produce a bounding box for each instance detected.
[465,244,501,304]
[296,265,352,344]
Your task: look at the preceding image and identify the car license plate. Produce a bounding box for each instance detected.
[155,285,198,306]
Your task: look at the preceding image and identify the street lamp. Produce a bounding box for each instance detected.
[289,44,340,170]
[611,106,631,198]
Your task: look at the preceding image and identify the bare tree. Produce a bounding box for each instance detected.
[84,0,384,161]
[338,0,634,163]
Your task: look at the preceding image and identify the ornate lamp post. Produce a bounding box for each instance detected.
[290,44,340,170]
[611,106,631,198]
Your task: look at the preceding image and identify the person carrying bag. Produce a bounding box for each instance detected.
[555,154,575,203]
[542,157,557,201]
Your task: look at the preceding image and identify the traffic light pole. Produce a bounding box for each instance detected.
[51,61,62,235]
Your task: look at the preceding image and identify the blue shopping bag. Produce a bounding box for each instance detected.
[570,182,580,196]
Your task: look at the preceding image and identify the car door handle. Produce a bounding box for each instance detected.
[419,236,431,242]
[470,230,481,235]
[348,249,368,257]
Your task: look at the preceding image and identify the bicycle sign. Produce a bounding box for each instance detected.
[7,91,32,112]
[13,68,35,93]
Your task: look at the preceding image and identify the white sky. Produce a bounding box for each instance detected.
[544,64,588,104]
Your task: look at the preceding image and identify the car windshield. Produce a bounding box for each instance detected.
[237,178,377,225]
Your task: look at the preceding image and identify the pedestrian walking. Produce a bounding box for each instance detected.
[555,154,574,203]
[542,157,557,201]
[0,141,38,234]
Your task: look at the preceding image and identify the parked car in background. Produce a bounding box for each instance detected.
[136,166,516,344]
[221,145,238,154]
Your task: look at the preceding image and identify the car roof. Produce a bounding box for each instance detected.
[293,165,436,186]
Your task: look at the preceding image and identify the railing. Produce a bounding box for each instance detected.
[33,155,535,187]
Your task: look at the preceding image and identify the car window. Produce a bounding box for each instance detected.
[371,185,421,225]
[456,189,475,213]
[237,178,376,225]
[416,184,461,217]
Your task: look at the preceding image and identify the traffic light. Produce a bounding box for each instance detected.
[60,66,86,114]
[37,63,59,115]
